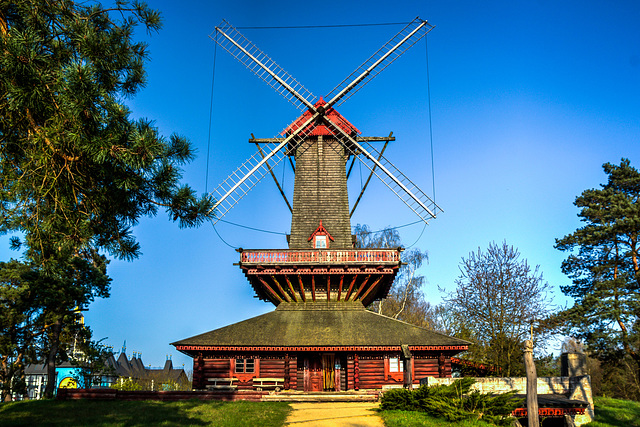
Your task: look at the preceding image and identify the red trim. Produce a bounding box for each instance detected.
[241,249,400,264]
[175,345,469,352]
[284,98,361,137]
[512,408,586,417]
[246,267,397,275]
[308,220,335,243]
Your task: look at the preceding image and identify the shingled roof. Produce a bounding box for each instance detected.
[172,301,469,350]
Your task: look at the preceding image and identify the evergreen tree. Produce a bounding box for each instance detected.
[0,0,213,398]
[555,158,640,396]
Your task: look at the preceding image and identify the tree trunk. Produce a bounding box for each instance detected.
[43,318,63,398]
[1,355,11,402]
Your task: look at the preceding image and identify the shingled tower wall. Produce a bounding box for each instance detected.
[289,135,352,249]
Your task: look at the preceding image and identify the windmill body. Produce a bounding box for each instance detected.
[288,99,355,250]
[173,18,468,393]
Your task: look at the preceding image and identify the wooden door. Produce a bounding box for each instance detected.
[305,357,323,392]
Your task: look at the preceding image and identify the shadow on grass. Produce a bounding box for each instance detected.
[0,399,291,427]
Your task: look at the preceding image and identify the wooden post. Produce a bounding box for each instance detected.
[438,354,446,378]
[354,354,360,391]
[524,340,539,427]
[284,354,290,390]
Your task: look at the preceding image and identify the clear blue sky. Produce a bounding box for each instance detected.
[4,0,640,371]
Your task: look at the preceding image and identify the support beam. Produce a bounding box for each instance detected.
[257,276,283,304]
[271,276,291,302]
[285,276,298,302]
[352,275,371,301]
[359,275,384,303]
[311,275,316,302]
[327,275,331,301]
[255,142,292,213]
[297,275,306,302]
[350,138,390,217]
[337,275,344,301]
[345,275,358,301]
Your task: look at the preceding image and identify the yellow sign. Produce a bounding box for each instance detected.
[59,377,77,389]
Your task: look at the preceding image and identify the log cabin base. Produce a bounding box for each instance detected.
[173,301,468,392]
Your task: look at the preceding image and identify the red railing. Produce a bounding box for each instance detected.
[240,249,400,264]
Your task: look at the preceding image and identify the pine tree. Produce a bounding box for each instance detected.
[555,158,640,396]
[0,0,213,398]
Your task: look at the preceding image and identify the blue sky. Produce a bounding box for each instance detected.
[5,0,640,370]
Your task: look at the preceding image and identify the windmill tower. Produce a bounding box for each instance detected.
[173,18,468,393]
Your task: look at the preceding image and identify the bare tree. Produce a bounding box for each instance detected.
[446,241,553,376]
[354,224,432,327]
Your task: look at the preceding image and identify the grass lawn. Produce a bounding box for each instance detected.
[0,399,291,427]
[585,396,640,427]
[382,396,640,427]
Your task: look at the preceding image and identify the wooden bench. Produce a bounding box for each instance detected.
[252,377,284,391]
[206,377,238,390]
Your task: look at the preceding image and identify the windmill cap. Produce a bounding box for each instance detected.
[283,97,361,137]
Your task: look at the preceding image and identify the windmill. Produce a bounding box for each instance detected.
[208,17,442,248]
[173,19,471,391]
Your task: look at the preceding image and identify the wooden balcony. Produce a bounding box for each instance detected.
[238,249,402,307]
[239,248,401,265]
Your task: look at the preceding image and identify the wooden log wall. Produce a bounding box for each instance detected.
[259,358,285,378]
[358,358,385,389]
[413,358,439,380]
[413,357,452,380]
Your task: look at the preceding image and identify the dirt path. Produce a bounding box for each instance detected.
[284,402,384,426]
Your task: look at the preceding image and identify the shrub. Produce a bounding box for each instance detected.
[380,378,523,426]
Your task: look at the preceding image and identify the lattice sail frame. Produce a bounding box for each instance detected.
[207,17,442,224]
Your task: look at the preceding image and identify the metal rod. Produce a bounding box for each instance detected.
[325,116,437,219]
[207,113,318,214]
[350,140,389,217]
[255,143,293,213]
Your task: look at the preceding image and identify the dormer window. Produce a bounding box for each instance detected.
[308,220,334,249]
[314,235,327,249]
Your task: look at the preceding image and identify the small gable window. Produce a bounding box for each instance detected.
[308,220,334,249]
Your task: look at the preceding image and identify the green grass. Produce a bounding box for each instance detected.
[381,396,640,427]
[379,410,496,427]
[585,396,640,427]
[0,399,291,427]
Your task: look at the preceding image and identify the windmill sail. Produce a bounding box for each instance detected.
[208,17,441,225]
[324,17,434,109]
[213,20,316,111]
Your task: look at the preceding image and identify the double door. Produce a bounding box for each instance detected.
[303,354,338,391]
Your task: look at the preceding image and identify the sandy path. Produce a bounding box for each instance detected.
[284,401,384,426]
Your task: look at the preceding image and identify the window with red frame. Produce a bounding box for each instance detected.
[235,358,255,373]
